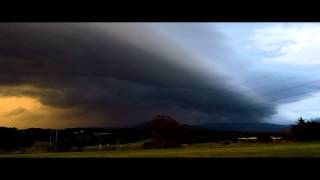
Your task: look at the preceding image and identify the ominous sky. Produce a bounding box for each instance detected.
[0,23,320,128]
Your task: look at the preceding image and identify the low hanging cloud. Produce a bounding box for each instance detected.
[0,23,276,127]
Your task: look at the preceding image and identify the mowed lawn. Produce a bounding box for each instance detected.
[2,142,320,158]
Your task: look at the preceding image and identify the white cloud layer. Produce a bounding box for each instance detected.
[250,23,320,65]
[272,91,320,123]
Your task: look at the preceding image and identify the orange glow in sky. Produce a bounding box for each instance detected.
[0,96,51,128]
[0,95,106,129]
[0,96,42,115]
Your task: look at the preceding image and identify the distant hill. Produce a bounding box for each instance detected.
[190,123,290,132]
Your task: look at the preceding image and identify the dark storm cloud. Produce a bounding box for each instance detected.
[243,72,320,106]
[0,23,275,126]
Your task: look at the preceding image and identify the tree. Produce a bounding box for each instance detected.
[143,115,187,148]
[291,117,320,141]
[297,117,306,126]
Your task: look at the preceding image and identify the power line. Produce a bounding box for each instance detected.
[204,77,320,113]
[256,79,320,101]
[248,75,301,93]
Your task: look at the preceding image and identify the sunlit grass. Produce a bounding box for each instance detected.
[2,142,320,158]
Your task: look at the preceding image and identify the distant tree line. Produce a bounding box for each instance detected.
[142,115,288,148]
[1,116,320,153]
[0,127,149,153]
[291,117,320,141]
[0,127,34,153]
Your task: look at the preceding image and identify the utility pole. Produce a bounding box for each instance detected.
[49,130,52,145]
[55,130,58,144]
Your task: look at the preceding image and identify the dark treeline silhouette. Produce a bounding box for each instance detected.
[1,115,318,153]
[55,128,149,151]
[142,115,284,148]
[0,127,149,153]
[291,117,320,141]
[0,127,34,153]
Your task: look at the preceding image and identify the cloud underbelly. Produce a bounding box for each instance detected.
[0,23,275,128]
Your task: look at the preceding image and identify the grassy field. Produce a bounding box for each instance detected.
[2,141,320,158]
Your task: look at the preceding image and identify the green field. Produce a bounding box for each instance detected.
[2,141,320,158]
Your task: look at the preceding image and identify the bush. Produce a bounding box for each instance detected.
[257,134,272,143]
[221,141,231,145]
[143,141,157,149]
